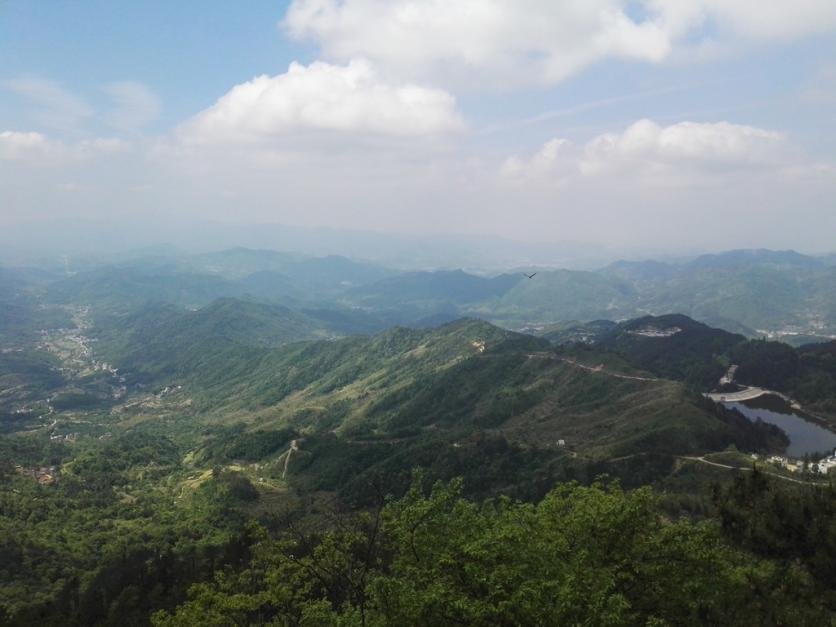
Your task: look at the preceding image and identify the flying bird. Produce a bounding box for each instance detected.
[524,272,537,279]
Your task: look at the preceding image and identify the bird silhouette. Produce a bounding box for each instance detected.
[524,272,537,279]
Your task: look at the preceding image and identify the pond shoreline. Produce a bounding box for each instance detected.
[724,394,836,458]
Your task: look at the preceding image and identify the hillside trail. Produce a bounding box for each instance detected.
[280,439,299,479]
[525,352,660,382]
[598,451,829,486]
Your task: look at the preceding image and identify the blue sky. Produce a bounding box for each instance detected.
[0,1,302,131]
[1,0,836,253]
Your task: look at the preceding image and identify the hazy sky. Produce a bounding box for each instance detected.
[1,0,835,253]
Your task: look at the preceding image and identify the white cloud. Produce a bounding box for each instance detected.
[503,119,792,183]
[103,81,162,132]
[178,59,463,144]
[283,0,670,87]
[650,0,836,42]
[0,131,67,163]
[501,138,575,183]
[493,118,836,250]
[283,0,836,88]
[580,119,788,174]
[3,77,93,131]
[0,130,129,165]
[78,137,131,155]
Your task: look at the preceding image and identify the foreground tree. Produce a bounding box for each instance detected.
[154,474,826,626]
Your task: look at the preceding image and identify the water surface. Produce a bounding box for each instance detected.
[726,394,836,458]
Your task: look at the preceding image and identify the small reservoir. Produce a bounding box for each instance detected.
[726,394,836,458]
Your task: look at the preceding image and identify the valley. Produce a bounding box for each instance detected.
[5,5,836,621]
[2,246,836,624]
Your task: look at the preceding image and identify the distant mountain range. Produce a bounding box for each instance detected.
[0,219,617,270]
[2,246,834,344]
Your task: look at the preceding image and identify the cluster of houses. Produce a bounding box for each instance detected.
[758,451,836,475]
[50,432,78,442]
[14,465,57,485]
[764,455,802,473]
[156,385,183,399]
[628,326,682,338]
[814,452,836,475]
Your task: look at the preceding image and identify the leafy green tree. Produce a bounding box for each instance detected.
[155,473,828,626]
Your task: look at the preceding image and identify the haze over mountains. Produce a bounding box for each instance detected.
[0,220,623,272]
[8,245,833,345]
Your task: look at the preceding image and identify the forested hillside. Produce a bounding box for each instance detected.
[2,250,836,625]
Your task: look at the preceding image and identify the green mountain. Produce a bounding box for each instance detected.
[95,311,784,472]
[182,247,299,278]
[730,339,836,417]
[552,314,836,420]
[0,267,72,345]
[0,349,64,429]
[488,269,635,322]
[488,249,836,335]
[2,293,829,625]
[596,250,835,334]
[94,298,334,384]
[686,248,826,270]
[349,269,521,306]
[590,314,745,388]
[46,266,245,312]
[42,250,397,313]
[34,247,836,340]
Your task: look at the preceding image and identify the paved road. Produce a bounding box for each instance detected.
[704,387,792,403]
[603,452,829,486]
[677,456,829,486]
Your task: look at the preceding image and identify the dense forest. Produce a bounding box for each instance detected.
[2,250,836,625]
[153,472,836,626]
[4,447,836,626]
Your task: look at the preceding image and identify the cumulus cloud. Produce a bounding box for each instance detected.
[650,0,836,42]
[580,119,789,174]
[283,0,670,87]
[103,81,162,132]
[77,137,131,155]
[493,118,836,250]
[501,138,575,183]
[178,59,463,144]
[3,77,93,131]
[0,131,66,163]
[283,0,836,87]
[0,130,129,165]
[503,119,792,183]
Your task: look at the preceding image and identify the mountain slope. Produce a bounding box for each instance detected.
[491,270,635,322]
[93,298,333,384]
[590,314,746,388]
[97,312,784,469]
[46,266,244,311]
[348,269,521,306]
